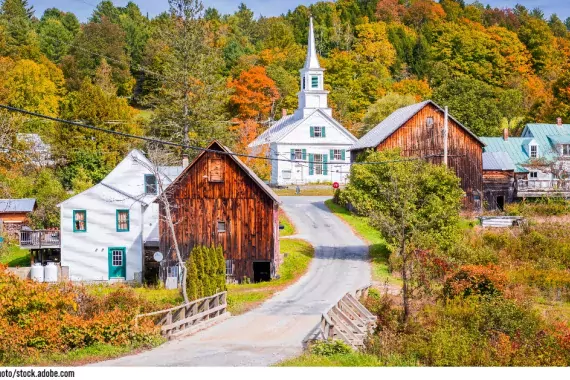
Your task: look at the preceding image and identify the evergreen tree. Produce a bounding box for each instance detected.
[185,248,198,300]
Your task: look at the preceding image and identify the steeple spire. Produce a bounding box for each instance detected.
[304,17,320,69]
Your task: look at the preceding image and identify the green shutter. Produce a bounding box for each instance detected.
[322,126,326,137]
[330,150,334,160]
[341,149,346,160]
[311,76,318,88]
[323,155,328,175]
[310,126,314,137]
[290,149,295,160]
[308,153,314,175]
[302,149,307,160]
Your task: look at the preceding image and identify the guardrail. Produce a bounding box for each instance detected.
[518,179,570,192]
[320,285,376,349]
[20,230,60,249]
[135,291,227,339]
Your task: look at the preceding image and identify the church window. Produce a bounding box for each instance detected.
[311,76,319,88]
[302,77,306,90]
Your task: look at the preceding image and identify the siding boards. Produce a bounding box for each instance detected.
[355,103,483,209]
[159,145,278,282]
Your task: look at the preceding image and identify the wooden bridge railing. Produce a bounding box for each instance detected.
[320,285,376,349]
[135,291,227,338]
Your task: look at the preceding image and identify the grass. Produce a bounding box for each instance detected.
[324,200,400,286]
[86,284,183,310]
[274,187,334,196]
[278,352,417,367]
[279,209,295,237]
[0,244,31,267]
[10,340,165,366]
[227,238,314,315]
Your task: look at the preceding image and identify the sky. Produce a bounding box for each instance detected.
[27,0,570,22]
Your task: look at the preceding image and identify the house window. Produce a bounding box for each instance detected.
[333,149,342,160]
[112,250,123,266]
[282,170,292,180]
[426,117,434,127]
[225,259,234,276]
[217,221,226,233]
[314,154,323,175]
[311,75,319,88]
[313,126,323,137]
[294,149,303,160]
[144,174,157,194]
[562,144,570,156]
[208,158,223,182]
[530,171,538,178]
[116,210,129,232]
[530,145,538,158]
[73,210,86,232]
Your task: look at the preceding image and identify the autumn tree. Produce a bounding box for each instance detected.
[229,66,280,121]
[362,92,416,134]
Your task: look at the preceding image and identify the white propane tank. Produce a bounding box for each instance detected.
[44,262,58,283]
[31,263,44,282]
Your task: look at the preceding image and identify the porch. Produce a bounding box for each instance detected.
[19,229,61,249]
[517,179,570,197]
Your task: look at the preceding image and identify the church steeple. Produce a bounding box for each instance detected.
[296,16,331,118]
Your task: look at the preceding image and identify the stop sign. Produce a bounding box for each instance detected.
[333,182,340,189]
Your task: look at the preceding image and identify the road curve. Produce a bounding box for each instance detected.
[97,196,370,367]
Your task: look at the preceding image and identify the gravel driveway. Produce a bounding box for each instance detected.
[96,196,370,366]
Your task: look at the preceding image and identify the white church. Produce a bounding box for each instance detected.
[249,18,357,186]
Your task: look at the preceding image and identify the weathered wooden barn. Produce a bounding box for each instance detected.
[350,100,485,210]
[482,151,517,210]
[158,141,281,284]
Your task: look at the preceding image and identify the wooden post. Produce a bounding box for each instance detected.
[443,106,449,167]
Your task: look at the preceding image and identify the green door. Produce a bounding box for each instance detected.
[108,247,126,279]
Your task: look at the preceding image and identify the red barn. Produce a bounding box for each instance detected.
[159,141,281,283]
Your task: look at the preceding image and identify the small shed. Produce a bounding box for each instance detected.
[0,198,36,237]
[482,152,517,210]
[158,141,281,283]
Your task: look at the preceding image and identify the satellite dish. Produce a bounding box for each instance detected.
[153,251,163,262]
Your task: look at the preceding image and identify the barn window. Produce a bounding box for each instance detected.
[144,174,157,194]
[217,221,226,232]
[225,260,234,276]
[530,144,538,158]
[426,116,434,127]
[208,158,223,182]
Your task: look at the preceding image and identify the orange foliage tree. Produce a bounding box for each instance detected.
[230,118,271,181]
[229,66,280,121]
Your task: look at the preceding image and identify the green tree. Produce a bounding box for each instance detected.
[362,92,416,134]
[186,248,199,300]
[144,0,229,150]
[340,149,463,321]
[38,17,74,62]
[0,0,40,58]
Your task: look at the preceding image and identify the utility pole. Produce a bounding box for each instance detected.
[443,106,449,167]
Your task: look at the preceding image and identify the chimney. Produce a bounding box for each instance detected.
[503,128,508,141]
[557,117,562,127]
[182,154,189,168]
[282,108,287,118]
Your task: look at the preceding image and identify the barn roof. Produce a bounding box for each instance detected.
[169,141,280,204]
[482,151,515,171]
[350,100,485,151]
[0,198,36,213]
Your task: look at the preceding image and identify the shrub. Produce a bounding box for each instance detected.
[185,245,226,302]
[309,339,353,356]
[444,265,507,299]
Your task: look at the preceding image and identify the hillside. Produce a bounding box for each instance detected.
[1,0,570,227]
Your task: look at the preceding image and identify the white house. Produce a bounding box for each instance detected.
[58,150,183,282]
[249,17,357,186]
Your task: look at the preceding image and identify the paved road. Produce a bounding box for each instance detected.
[98,196,370,366]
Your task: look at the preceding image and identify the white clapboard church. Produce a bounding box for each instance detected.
[249,17,357,186]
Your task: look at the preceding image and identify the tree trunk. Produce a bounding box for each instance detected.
[162,198,189,304]
[401,229,410,323]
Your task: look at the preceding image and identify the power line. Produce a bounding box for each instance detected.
[0,104,429,166]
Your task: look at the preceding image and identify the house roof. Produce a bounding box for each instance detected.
[159,166,184,181]
[0,198,36,213]
[480,137,531,173]
[522,123,570,160]
[168,141,280,204]
[482,151,515,171]
[350,100,485,151]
